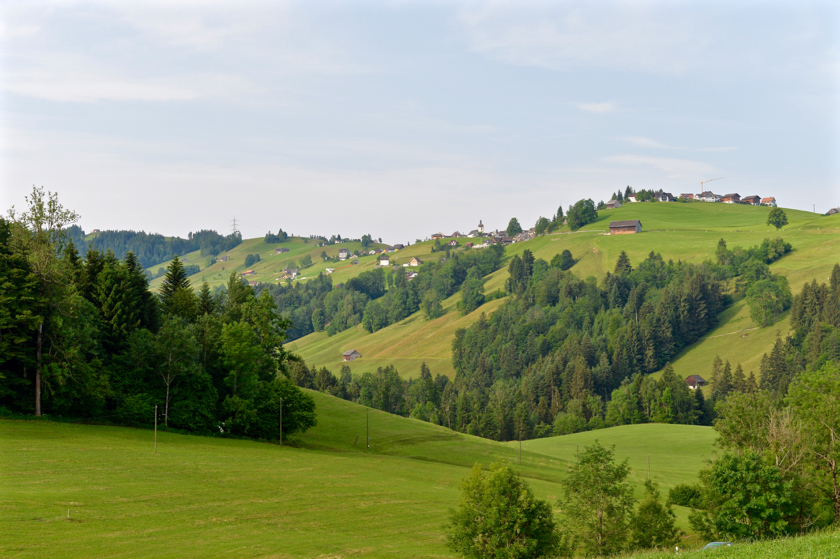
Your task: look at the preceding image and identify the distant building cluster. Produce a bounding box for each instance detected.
[604,192,777,208]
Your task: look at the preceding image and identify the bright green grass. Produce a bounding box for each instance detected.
[1,390,722,558]
[622,529,839,558]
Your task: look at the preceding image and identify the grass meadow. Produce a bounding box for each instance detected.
[3,389,724,558]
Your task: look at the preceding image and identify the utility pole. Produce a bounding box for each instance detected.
[154,405,158,454]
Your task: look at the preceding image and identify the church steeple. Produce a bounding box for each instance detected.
[478,219,484,234]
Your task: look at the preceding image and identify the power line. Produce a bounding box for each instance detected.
[231,216,240,236]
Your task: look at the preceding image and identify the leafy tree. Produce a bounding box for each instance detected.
[300,254,312,268]
[459,268,486,315]
[767,208,788,230]
[566,199,598,231]
[559,441,636,556]
[244,253,260,267]
[320,250,328,261]
[534,217,550,236]
[506,217,523,237]
[747,277,792,327]
[311,308,325,332]
[689,451,795,540]
[559,250,575,271]
[787,363,840,524]
[629,480,682,550]
[6,186,80,415]
[154,316,200,426]
[446,463,567,559]
[422,290,444,320]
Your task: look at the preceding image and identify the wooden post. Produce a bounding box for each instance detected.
[154,405,158,454]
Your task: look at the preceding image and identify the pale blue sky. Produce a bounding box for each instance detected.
[1,1,838,243]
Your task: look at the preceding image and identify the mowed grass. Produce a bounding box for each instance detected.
[1,390,721,558]
[291,203,839,386]
[624,529,839,559]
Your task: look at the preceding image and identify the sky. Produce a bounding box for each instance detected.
[1,1,838,244]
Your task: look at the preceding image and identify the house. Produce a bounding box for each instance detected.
[827,207,840,216]
[379,255,390,266]
[658,192,675,202]
[431,233,444,240]
[685,375,706,389]
[451,231,463,237]
[92,229,100,233]
[605,199,622,209]
[286,268,299,279]
[609,220,643,235]
[721,193,741,204]
[448,239,460,247]
[741,195,760,205]
[325,268,335,274]
[465,242,474,248]
[467,229,481,237]
[392,244,405,250]
[405,271,418,280]
[626,195,637,203]
[219,255,229,262]
[274,247,289,255]
[497,236,514,245]
[761,197,777,207]
[248,280,259,287]
[409,257,423,266]
[338,248,350,260]
[241,269,256,276]
[342,349,361,362]
[699,191,720,202]
[680,193,695,200]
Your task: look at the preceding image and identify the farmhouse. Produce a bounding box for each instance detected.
[410,257,423,266]
[379,255,390,266]
[241,269,256,276]
[431,233,444,240]
[274,247,289,255]
[219,255,229,262]
[626,195,637,203]
[685,375,706,389]
[828,207,840,216]
[451,231,463,237]
[699,191,720,202]
[609,220,642,235]
[248,280,259,287]
[605,199,621,209]
[721,193,741,204]
[325,268,335,274]
[465,242,474,248]
[342,349,361,362]
[761,197,777,207]
[448,239,459,247]
[392,244,405,250]
[351,259,359,265]
[741,195,760,205]
[658,192,675,202]
[338,248,350,260]
[680,193,696,200]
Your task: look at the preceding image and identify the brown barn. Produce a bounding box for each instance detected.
[342,349,361,362]
[741,195,760,205]
[609,220,642,235]
[685,375,706,389]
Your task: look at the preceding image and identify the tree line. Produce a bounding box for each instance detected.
[66,225,242,269]
[1,188,315,441]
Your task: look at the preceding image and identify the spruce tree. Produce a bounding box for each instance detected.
[733,363,746,393]
[160,255,191,306]
[197,281,215,316]
[615,251,632,275]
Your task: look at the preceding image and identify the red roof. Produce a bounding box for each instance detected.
[761,197,775,202]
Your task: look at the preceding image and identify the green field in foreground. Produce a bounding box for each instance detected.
[623,529,839,558]
[2,390,722,558]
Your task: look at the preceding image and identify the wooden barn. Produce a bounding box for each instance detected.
[609,220,642,235]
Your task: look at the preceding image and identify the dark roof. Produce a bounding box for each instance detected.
[687,375,706,382]
[722,193,740,197]
[609,220,642,228]
[342,349,359,356]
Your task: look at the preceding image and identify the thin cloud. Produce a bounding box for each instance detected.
[575,101,616,114]
[604,154,718,179]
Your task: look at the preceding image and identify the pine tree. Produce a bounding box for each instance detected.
[733,363,746,393]
[717,360,733,397]
[197,281,215,316]
[710,355,723,386]
[615,251,632,275]
[160,255,191,307]
[746,371,758,393]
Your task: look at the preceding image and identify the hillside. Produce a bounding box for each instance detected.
[1,391,719,558]
[291,202,839,385]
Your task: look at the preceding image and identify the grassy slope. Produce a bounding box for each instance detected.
[1,390,720,558]
[292,203,840,386]
[624,529,839,559]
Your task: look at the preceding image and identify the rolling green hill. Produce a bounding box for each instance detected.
[2,390,719,558]
[291,202,839,387]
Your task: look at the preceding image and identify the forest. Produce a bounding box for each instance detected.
[1,188,314,440]
[66,225,243,269]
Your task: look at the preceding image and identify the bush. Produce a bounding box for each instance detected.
[667,483,702,508]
